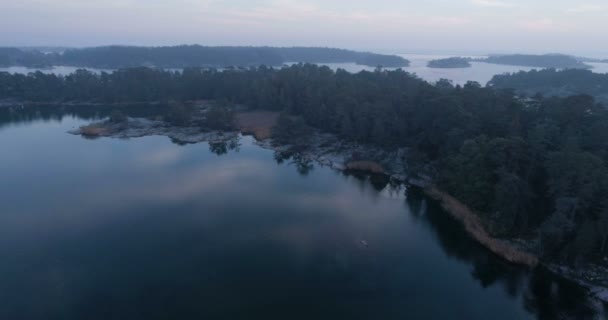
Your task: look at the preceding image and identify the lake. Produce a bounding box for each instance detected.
[318,54,608,86]
[4,54,608,87]
[0,107,603,319]
[314,54,530,85]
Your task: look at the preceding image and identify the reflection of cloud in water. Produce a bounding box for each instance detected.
[98,158,275,205]
[267,191,413,251]
[0,158,276,236]
[135,147,185,168]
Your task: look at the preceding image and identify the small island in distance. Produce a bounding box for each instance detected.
[479,53,591,69]
[427,57,472,68]
[427,53,597,70]
[488,68,608,104]
[0,45,410,69]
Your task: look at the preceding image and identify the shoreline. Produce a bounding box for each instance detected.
[422,186,539,267]
[68,113,608,302]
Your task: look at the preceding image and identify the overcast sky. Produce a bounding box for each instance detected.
[1,0,607,55]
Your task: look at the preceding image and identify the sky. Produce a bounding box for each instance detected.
[1,0,608,56]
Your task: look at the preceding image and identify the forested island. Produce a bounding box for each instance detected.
[479,54,590,69]
[2,64,608,286]
[427,57,472,68]
[0,48,55,68]
[489,68,608,105]
[0,45,409,68]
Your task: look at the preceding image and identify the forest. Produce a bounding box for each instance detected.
[427,57,472,68]
[0,46,409,68]
[489,68,608,105]
[1,64,607,265]
[480,54,590,69]
[0,48,56,68]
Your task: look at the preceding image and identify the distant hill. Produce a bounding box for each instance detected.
[0,47,56,68]
[480,54,590,69]
[274,47,408,67]
[0,45,409,69]
[488,68,608,105]
[427,57,472,68]
[574,56,608,63]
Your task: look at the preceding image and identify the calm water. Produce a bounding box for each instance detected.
[5,54,608,86]
[0,65,112,76]
[0,108,603,320]
[294,53,608,86]
[286,55,538,86]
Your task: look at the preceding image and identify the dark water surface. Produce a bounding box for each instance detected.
[0,108,603,319]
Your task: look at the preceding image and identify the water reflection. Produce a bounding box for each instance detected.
[274,150,315,176]
[280,156,605,319]
[209,138,241,156]
[0,111,605,320]
[273,149,605,318]
[404,187,603,320]
[0,104,167,131]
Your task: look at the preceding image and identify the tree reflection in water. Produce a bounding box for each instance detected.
[405,186,603,320]
[3,107,605,320]
[275,160,606,320]
[273,150,314,176]
[208,137,240,156]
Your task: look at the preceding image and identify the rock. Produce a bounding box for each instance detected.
[70,117,239,145]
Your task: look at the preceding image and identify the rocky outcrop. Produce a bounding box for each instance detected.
[69,117,239,144]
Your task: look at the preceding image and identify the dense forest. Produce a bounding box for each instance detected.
[489,68,608,105]
[1,65,607,265]
[0,48,56,68]
[0,46,409,68]
[427,57,472,68]
[480,54,590,69]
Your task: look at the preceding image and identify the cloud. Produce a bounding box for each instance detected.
[2,0,608,52]
[218,0,470,30]
[136,147,184,168]
[518,18,556,31]
[564,4,606,13]
[470,0,516,8]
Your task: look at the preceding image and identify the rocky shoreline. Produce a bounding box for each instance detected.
[69,114,608,304]
[69,115,410,182]
[69,117,239,144]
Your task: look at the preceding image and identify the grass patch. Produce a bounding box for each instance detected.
[235,111,280,140]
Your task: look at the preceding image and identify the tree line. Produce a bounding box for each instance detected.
[427,57,472,68]
[479,54,590,69]
[1,64,607,264]
[0,46,409,68]
[489,68,608,105]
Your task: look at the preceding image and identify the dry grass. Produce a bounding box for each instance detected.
[345,161,385,174]
[80,125,109,137]
[234,111,280,140]
[425,186,539,267]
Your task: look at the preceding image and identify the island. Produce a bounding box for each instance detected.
[0,47,55,68]
[427,57,472,68]
[0,45,410,69]
[488,68,608,104]
[2,65,608,301]
[479,54,591,69]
